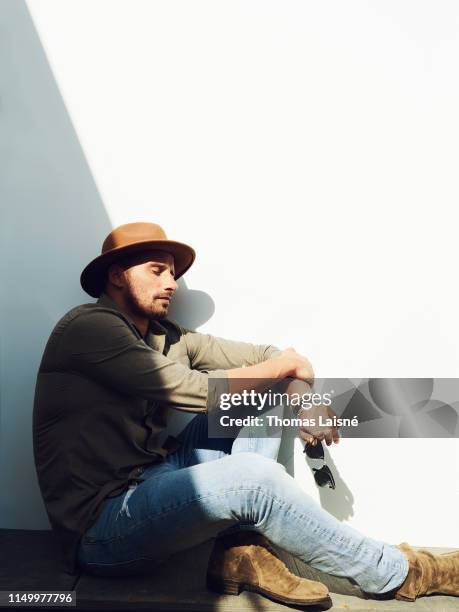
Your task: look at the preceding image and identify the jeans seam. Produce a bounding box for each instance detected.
[84,483,341,546]
[82,485,289,564]
[83,484,274,544]
[84,484,334,551]
[247,492,407,588]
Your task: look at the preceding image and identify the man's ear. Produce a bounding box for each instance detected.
[106,263,125,290]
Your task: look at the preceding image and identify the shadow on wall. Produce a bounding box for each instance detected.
[0,0,213,530]
[0,0,111,529]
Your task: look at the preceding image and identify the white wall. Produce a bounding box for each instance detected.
[1,0,458,547]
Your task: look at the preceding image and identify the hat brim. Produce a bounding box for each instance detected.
[80,239,196,298]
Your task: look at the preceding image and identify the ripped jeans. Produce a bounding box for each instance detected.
[77,413,409,595]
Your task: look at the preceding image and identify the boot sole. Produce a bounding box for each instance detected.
[207,574,333,609]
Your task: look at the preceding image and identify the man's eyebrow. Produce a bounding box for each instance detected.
[149,262,175,273]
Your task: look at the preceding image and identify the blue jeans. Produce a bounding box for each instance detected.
[77,413,409,595]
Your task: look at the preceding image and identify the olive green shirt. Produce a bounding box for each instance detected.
[32,291,280,575]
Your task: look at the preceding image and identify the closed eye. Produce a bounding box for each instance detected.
[149,262,175,275]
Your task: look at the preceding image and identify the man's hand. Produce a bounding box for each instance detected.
[298,404,341,447]
[281,376,340,447]
[273,347,315,385]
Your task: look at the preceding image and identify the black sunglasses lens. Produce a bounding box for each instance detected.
[304,441,324,460]
[312,466,336,489]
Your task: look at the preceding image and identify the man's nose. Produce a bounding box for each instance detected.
[164,275,178,292]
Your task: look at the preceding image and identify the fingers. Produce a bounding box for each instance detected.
[299,430,318,445]
[325,428,341,446]
[299,430,314,444]
[301,427,340,447]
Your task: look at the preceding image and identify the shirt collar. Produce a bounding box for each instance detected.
[97,292,145,338]
[97,292,168,348]
[97,291,127,315]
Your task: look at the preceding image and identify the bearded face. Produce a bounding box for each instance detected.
[106,249,177,320]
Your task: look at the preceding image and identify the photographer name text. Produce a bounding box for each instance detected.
[219,415,359,427]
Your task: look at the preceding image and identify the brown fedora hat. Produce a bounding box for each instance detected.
[80,222,196,298]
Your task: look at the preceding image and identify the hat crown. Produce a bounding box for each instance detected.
[101,222,168,254]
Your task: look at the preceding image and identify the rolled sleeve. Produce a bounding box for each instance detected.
[181,327,281,371]
[62,310,227,413]
[262,346,283,360]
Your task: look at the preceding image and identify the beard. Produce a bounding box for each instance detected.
[124,279,169,321]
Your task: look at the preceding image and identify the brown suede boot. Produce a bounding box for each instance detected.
[206,530,332,609]
[394,542,459,601]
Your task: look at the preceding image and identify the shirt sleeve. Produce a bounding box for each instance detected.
[61,309,228,413]
[178,325,282,371]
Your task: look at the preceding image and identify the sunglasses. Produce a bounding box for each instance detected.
[303,440,336,489]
